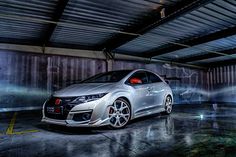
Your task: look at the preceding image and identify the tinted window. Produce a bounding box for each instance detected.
[82,70,132,83]
[146,72,162,83]
[128,72,148,84]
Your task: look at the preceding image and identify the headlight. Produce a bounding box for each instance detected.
[71,93,107,104]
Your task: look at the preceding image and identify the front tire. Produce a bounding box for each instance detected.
[165,96,173,114]
[108,98,131,129]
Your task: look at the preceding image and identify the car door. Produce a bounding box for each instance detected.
[127,71,155,116]
[146,71,166,109]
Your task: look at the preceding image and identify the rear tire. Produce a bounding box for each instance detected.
[165,96,172,114]
[108,98,131,129]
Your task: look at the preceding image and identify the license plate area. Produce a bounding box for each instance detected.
[47,106,63,114]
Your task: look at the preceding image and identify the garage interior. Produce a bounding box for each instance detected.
[0,0,236,156]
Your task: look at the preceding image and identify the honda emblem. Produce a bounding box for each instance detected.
[55,98,61,105]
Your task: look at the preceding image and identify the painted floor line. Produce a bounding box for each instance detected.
[6,112,40,135]
[6,112,17,135]
[13,130,39,135]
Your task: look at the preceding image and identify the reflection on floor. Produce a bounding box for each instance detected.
[0,104,236,157]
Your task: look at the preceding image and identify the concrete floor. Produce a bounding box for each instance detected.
[0,104,236,157]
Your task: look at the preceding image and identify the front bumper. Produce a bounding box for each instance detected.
[41,116,110,127]
[41,94,112,127]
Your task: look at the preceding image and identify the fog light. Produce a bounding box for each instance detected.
[82,113,91,121]
[72,111,92,122]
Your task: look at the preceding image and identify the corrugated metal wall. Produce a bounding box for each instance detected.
[0,50,106,110]
[208,65,236,103]
[0,50,208,111]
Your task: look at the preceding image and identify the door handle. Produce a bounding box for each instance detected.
[146,87,153,91]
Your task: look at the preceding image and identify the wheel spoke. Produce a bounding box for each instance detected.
[114,119,119,126]
[120,115,128,122]
[122,113,130,116]
[120,105,128,111]
[109,114,116,118]
[120,102,124,108]
[117,119,121,126]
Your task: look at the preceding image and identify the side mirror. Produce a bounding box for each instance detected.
[129,78,142,84]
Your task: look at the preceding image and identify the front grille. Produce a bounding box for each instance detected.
[44,96,77,120]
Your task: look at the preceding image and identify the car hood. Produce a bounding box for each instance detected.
[53,83,115,97]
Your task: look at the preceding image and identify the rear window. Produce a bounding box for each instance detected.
[146,72,163,83]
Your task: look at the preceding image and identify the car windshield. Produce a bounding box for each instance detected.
[82,70,132,83]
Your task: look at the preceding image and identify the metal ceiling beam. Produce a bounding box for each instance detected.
[0,43,205,70]
[0,37,41,45]
[203,58,236,67]
[176,48,236,63]
[48,42,98,51]
[98,0,214,52]
[42,0,69,46]
[145,25,236,58]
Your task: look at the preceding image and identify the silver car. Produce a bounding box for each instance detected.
[42,69,173,129]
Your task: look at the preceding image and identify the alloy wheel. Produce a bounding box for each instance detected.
[165,96,172,114]
[108,99,130,128]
